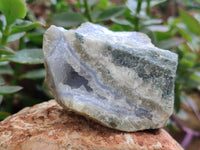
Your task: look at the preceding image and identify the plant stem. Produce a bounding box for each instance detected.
[4,95,12,113]
[171,115,200,149]
[10,64,22,86]
[1,25,10,46]
[135,0,143,31]
[146,0,151,16]
[83,0,93,22]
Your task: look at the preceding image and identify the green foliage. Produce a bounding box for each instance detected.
[20,68,45,79]
[7,32,26,43]
[0,0,26,25]
[0,86,22,95]
[157,38,184,49]
[0,46,15,54]
[179,9,200,35]
[11,20,42,34]
[52,12,85,27]
[0,112,10,120]
[0,62,14,75]
[0,49,44,64]
[168,10,200,112]
[0,0,44,120]
[97,6,126,21]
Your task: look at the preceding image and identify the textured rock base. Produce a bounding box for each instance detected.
[0,100,183,150]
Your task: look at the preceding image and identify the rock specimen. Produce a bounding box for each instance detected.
[43,22,178,132]
[0,100,183,150]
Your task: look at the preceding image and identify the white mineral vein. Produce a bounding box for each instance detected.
[43,22,178,132]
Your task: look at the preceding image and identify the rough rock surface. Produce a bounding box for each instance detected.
[0,100,183,150]
[43,22,178,132]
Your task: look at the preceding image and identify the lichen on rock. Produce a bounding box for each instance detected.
[43,22,178,132]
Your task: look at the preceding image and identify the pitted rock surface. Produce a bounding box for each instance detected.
[43,22,178,131]
[0,100,183,150]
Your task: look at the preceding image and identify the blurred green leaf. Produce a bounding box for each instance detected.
[0,112,10,120]
[91,10,103,21]
[188,34,200,51]
[150,0,167,7]
[7,32,25,43]
[184,78,200,88]
[0,0,26,25]
[88,0,99,7]
[147,25,169,32]
[11,20,42,34]
[168,17,181,26]
[126,0,166,13]
[154,31,173,41]
[179,9,200,36]
[111,18,133,26]
[97,6,126,21]
[142,19,162,27]
[181,52,197,68]
[0,61,9,66]
[20,68,45,79]
[99,0,108,8]
[184,53,197,62]
[0,85,22,94]
[195,0,200,4]
[191,71,200,81]
[26,29,44,45]
[0,76,4,85]
[175,23,192,42]
[0,49,44,64]
[141,28,157,45]
[194,13,200,24]
[0,46,15,54]
[126,0,142,13]
[158,38,184,49]
[52,12,85,27]
[0,65,14,75]
[193,62,200,69]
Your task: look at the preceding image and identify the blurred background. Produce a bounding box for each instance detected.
[0,0,199,149]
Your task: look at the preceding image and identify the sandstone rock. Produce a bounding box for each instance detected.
[0,100,183,150]
[43,22,178,132]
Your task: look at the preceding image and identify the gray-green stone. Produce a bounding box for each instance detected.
[43,22,178,132]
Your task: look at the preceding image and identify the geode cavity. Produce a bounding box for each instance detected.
[43,22,178,132]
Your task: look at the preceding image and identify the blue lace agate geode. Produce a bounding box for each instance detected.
[43,22,178,132]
